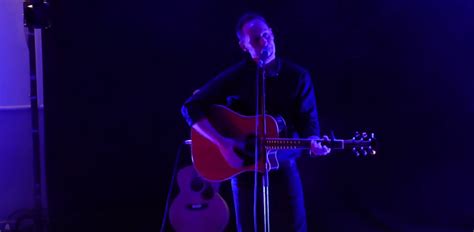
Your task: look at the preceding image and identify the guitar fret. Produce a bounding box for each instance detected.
[265,138,310,150]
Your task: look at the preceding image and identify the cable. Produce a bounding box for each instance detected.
[160,140,188,232]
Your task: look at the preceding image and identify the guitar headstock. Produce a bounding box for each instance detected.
[351,131,377,157]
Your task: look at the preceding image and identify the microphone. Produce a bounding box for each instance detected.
[259,46,271,67]
[260,46,271,61]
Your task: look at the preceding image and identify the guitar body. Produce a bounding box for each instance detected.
[169,165,229,232]
[191,105,280,181]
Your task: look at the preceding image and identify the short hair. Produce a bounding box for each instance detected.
[235,12,268,40]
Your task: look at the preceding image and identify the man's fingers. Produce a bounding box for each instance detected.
[323,146,331,155]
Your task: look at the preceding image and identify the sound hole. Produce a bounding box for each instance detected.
[201,186,215,200]
[190,177,204,192]
[233,135,258,165]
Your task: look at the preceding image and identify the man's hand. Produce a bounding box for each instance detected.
[217,137,244,168]
[192,118,244,168]
[310,135,331,157]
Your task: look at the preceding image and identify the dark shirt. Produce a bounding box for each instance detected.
[181,57,320,141]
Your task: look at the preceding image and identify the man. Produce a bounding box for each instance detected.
[181,13,330,232]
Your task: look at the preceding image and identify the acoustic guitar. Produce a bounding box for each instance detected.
[169,165,230,232]
[191,105,376,181]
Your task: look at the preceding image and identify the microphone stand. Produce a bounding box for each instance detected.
[255,57,270,232]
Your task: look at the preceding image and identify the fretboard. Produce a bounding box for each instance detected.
[264,138,372,150]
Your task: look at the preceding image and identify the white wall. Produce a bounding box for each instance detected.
[0,0,30,107]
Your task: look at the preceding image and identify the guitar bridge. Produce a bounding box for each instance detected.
[186,203,209,210]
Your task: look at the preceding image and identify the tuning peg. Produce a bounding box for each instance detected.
[362,148,368,156]
[369,146,376,155]
[364,145,376,156]
[352,147,360,157]
[362,132,368,139]
[353,131,360,140]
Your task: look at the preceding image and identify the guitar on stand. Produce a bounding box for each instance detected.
[169,165,230,232]
[190,104,377,182]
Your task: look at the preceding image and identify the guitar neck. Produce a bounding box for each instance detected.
[265,138,371,150]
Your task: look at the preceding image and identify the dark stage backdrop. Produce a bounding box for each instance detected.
[43,0,473,231]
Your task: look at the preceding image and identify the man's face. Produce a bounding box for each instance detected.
[239,19,276,64]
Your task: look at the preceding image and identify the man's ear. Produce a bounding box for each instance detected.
[239,41,247,52]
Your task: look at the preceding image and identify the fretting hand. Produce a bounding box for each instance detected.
[310,135,331,157]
